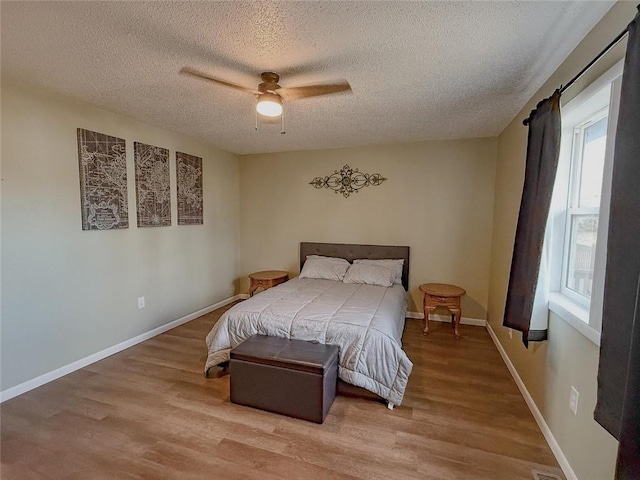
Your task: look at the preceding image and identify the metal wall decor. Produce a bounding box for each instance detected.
[309,164,387,198]
[77,128,128,230]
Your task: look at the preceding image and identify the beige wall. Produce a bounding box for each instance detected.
[487,3,637,479]
[1,80,240,391]
[239,139,497,318]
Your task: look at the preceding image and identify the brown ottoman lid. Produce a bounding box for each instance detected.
[230,335,339,375]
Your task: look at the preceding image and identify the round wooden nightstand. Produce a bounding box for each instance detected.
[248,270,289,297]
[419,283,466,339]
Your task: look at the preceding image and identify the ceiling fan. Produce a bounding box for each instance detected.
[180,68,352,132]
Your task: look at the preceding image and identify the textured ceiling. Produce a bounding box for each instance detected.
[1,1,614,155]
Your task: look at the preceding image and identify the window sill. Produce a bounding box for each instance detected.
[548,292,601,346]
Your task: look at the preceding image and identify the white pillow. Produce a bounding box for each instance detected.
[342,263,395,288]
[353,259,404,285]
[300,257,349,281]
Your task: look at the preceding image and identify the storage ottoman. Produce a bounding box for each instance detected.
[230,335,339,424]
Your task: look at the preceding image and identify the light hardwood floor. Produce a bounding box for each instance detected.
[1,303,564,479]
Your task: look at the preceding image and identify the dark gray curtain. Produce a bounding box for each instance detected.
[616,315,640,479]
[503,91,561,347]
[594,7,640,479]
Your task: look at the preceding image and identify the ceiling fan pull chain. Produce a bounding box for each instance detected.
[281,107,286,135]
[255,106,258,131]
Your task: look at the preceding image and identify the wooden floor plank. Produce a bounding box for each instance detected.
[0,301,563,479]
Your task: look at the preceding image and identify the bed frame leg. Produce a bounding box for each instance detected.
[387,402,394,410]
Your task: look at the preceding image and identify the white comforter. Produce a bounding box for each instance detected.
[205,277,413,405]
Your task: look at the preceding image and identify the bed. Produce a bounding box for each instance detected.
[205,242,413,406]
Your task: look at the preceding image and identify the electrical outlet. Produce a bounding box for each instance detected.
[509,329,513,339]
[138,296,145,309]
[569,386,579,415]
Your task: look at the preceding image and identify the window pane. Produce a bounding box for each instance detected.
[566,214,599,299]
[578,116,608,208]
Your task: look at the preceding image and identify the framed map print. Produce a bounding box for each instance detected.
[77,128,128,230]
[134,142,171,227]
[176,151,203,225]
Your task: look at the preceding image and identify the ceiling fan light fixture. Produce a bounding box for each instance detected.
[256,92,283,117]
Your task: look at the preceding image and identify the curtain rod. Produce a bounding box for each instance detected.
[523,25,630,126]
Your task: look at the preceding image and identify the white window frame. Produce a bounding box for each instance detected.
[560,107,608,307]
[548,60,623,345]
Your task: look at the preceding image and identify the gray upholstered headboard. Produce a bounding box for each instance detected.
[299,242,410,290]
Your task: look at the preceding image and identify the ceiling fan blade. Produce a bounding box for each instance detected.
[180,68,260,95]
[276,81,352,101]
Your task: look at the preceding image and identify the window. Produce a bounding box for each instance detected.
[548,61,623,344]
[562,106,608,305]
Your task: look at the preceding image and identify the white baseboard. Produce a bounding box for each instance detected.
[0,294,244,403]
[485,323,578,480]
[406,311,486,327]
